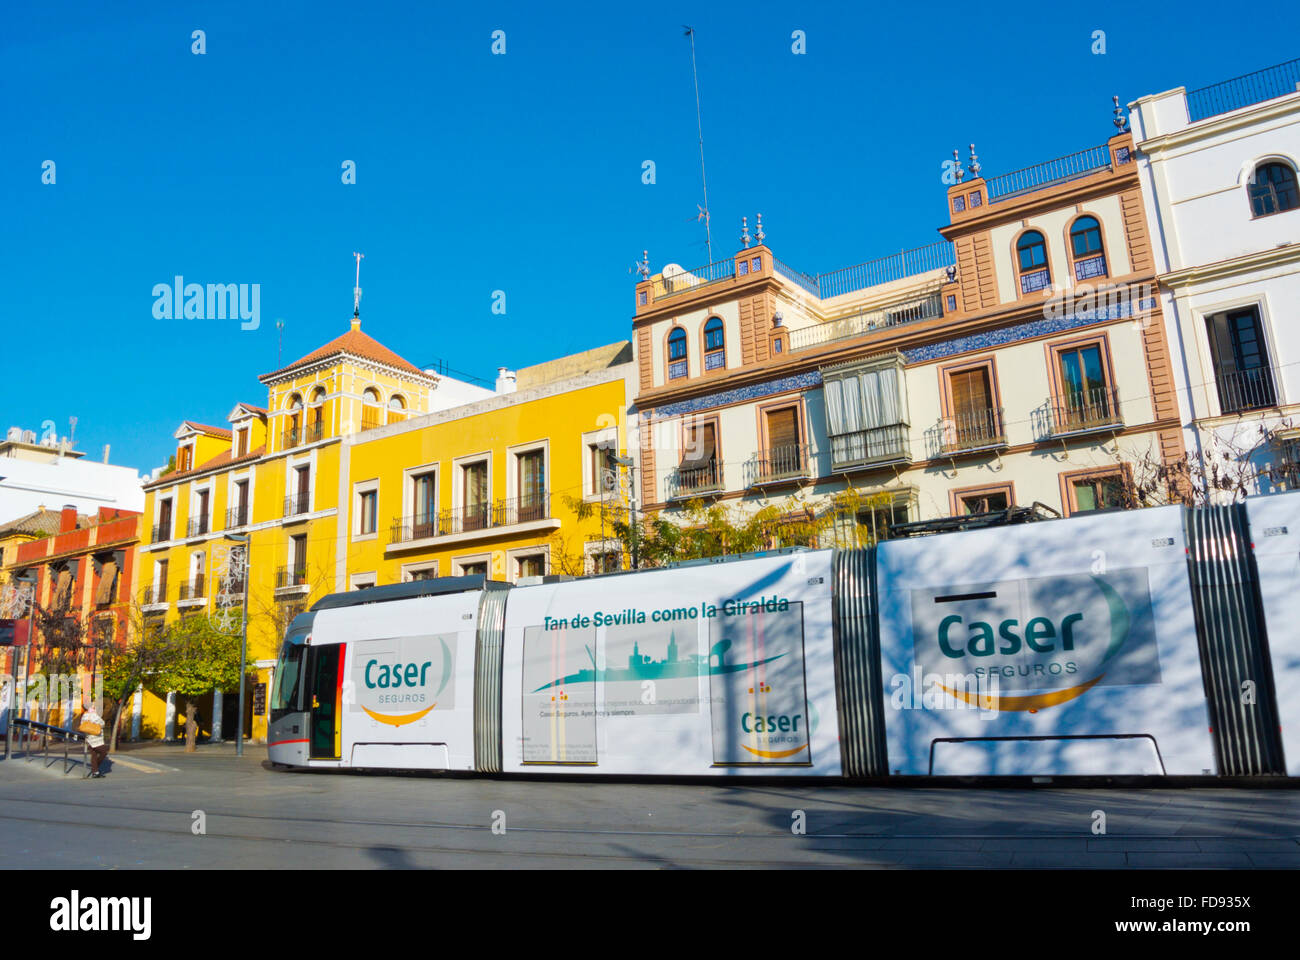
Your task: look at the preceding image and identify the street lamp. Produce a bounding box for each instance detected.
[612,455,639,570]
[224,534,250,758]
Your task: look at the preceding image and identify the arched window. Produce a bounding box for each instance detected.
[387,394,406,424]
[703,317,725,371]
[1016,231,1051,294]
[1249,161,1299,217]
[360,387,383,431]
[286,393,302,445]
[1069,216,1107,281]
[667,328,688,379]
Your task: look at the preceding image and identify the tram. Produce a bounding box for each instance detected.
[267,490,1300,778]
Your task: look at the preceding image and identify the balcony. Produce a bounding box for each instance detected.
[388,494,554,546]
[1216,368,1278,414]
[178,575,206,602]
[790,292,944,352]
[1046,386,1123,437]
[141,584,168,606]
[1187,57,1300,123]
[938,407,1007,456]
[666,460,724,500]
[151,521,172,543]
[283,493,311,518]
[225,505,249,529]
[186,515,210,538]
[986,144,1113,203]
[830,424,911,471]
[275,566,308,590]
[281,422,323,449]
[360,413,383,432]
[748,444,812,486]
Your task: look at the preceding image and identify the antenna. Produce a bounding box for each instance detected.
[352,251,365,320]
[683,26,712,262]
[276,318,285,367]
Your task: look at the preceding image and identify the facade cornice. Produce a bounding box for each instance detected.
[939,168,1141,240]
[1135,92,1300,157]
[1162,242,1300,288]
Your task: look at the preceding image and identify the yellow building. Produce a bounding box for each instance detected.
[134,317,634,742]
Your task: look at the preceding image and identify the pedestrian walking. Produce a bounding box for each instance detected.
[79,705,108,778]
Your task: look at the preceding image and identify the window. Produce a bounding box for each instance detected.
[388,395,406,424]
[94,556,119,606]
[954,485,1013,516]
[677,420,720,494]
[462,461,489,531]
[1068,472,1127,513]
[944,363,1003,451]
[1069,216,1107,280]
[155,559,169,602]
[1207,306,1276,413]
[1054,340,1115,431]
[667,328,688,380]
[458,560,488,577]
[412,470,437,538]
[290,534,307,582]
[236,428,249,458]
[703,317,725,371]
[178,445,193,472]
[1248,162,1299,217]
[362,388,383,430]
[157,498,173,541]
[516,554,545,580]
[286,394,303,447]
[590,443,618,497]
[196,489,210,535]
[589,547,622,574]
[1016,231,1051,294]
[289,465,311,515]
[832,493,913,547]
[358,490,377,536]
[233,480,249,526]
[823,357,910,468]
[758,404,805,482]
[517,450,545,522]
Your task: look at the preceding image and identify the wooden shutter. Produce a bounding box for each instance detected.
[297,466,310,500]
[95,561,118,605]
[950,368,990,414]
[767,408,799,450]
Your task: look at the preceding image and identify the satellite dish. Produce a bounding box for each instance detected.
[661,263,686,279]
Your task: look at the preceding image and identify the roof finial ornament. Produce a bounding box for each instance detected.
[740,216,751,249]
[968,144,981,179]
[952,149,965,184]
[1112,95,1129,133]
[351,251,365,329]
[755,213,765,244]
[638,250,650,280]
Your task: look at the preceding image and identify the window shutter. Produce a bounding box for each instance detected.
[859,370,883,428]
[841,375,863,434]
[767,408,799,450]
[95,561,118,605]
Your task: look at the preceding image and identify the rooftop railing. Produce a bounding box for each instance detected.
[650,259,736,301]
[985,144,1113,202]
[1187,58,1300,122]
[790,291,944,351]
[813,242,955,299]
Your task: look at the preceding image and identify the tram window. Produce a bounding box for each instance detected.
[271,642,305,712]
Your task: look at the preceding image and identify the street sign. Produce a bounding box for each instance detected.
[252,682,267,716]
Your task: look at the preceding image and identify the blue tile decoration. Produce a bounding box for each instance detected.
[903,296,1157,365]
[651,370,823,419]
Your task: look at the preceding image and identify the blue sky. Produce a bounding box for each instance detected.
[4,0,1286,474]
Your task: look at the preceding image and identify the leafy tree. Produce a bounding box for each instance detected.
[154,614,251,752]
[100,600,171,750]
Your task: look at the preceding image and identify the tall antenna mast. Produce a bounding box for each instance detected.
[683,26,712,262]
[352,251,365,322]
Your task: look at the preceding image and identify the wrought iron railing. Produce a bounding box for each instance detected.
[1187,58,1300,122]
[225,505,249,529]
[275,566,308,589]
[1216,367,1278,414]
[178,575,206,601]
[151,521,172,543]
[141,584,167,605]
[749,443,812,485]
[667,460,724,499]
[772,257,819,296]
[1073,254,1108,281]
[940,407,1007,454]
[830,424,911,470]
[813,242,956,299]
[284,493,310,517]
[1019,268,1052,294]
[790,292,943,351]
[361,413,383,431]
[985,144,1112,202]
[650,259,736,300]
[186,515,210,538]
[390,494,552,542]
[1049,385,1122,435]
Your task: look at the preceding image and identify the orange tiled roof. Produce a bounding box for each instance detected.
[182,421,233,439]
[260,326,428,382]
[146,445,267,489]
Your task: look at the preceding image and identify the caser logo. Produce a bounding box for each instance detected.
[49,890,151,940]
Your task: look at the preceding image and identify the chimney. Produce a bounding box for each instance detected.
[495,367,517,394]
[60,504,78,533]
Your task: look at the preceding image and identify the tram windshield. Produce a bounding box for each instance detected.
[271,637,307,713]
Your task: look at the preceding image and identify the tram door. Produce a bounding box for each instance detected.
[306,644,342,760]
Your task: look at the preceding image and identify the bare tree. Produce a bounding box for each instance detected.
[1123,418,1296,508]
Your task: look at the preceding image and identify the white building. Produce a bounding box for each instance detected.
[1130,58,1300,492]
[0,427,145,523]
